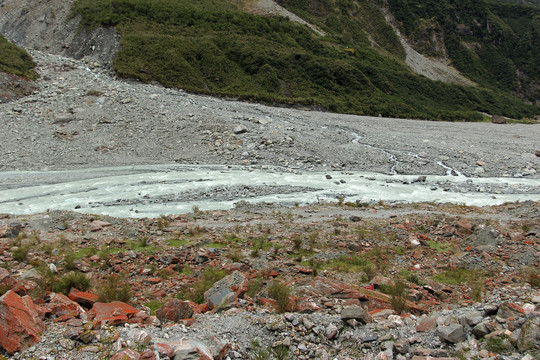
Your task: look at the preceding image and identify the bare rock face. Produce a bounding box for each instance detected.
[155,299,193,323]
[0,290,46,354]
[0,0,120,65]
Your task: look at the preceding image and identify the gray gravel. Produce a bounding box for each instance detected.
[0,50,538,179]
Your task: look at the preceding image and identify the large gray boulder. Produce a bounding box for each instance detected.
[204,271,247,311]
[340,306,372,324]
[437,324,466,343]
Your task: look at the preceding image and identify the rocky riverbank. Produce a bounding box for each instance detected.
[0,49,538,179]
[0,201,538,359]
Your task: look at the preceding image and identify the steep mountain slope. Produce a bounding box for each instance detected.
[0,0,538,120]
[386,0,540,102]
[68,0,538,121]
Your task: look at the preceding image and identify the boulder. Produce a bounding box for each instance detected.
[111,349,141,360]
[0,290,46,354]
[416,314,438,332]
[89,301,139,328]
[126,328,152,346]
[393,338,410,354]
[436,324,466,343]
[341,306,372,324]
[233,125,248,134]
[155,299,193,323]
[0,268,32,295]
[46,293,88,322]
[204,271,247,311]
[491,115,506,124]
[68,288,99,308]
[169,339,213,360]
[497,302,525,319]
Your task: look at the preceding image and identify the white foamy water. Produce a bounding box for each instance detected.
[0,164,538,218]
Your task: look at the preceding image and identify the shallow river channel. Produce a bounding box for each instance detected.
[0,164,539,218]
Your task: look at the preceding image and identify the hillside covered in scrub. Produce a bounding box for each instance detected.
[0,34,37,79]
[69,0,540,121]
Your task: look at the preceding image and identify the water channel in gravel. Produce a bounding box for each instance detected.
[0,164,539,218]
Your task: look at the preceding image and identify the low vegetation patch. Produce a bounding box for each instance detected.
[53,272,91,295]
[268,280,292,313]
[432,267,483,285]
[98,274,132,303]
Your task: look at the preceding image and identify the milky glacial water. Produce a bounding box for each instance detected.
[0,164,538,218]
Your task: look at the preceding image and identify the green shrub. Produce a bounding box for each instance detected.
[12,245,30,262]
[380,278,409,314]
[52,272,91,295]
[246,275,264,298]
[98,274,132,303]
[268,280,292,313]
[0,35,38,79]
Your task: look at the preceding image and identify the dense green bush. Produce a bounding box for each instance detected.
[72,0,539,120]
[52,272,91,295]
[0,35,38,79]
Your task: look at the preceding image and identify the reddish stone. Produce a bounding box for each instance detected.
[46,293,87,322]
[0,290,46,354]
[156,343,175,358]
[139,349,158,360]
[258,297,277,308]
[296,299,321,313]
[458,219,473,231]
[152,290,167,298]
[180,318,196,327]
[0,268,32,295]
[297,267,313,274]
[155,299,193,323]
[133,310,150,324]
[416,315,439,332]
[144,278,162,284]
[68,288,99,308]
[110,349,140,360]
[89,301,139,328]
[192,303,209,314]
[267,270,279,278]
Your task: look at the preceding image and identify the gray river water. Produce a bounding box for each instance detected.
[0,165,538,218]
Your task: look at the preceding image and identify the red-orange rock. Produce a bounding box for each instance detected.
[110,349,140,360]
[156,343,175,358]
[89,301,139,328]
[0,268,32,295]
[140,349,158,360]
[0,290,46,354]
[46,293,88,322]
[68,288,99,308]
[155,299,193,323]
